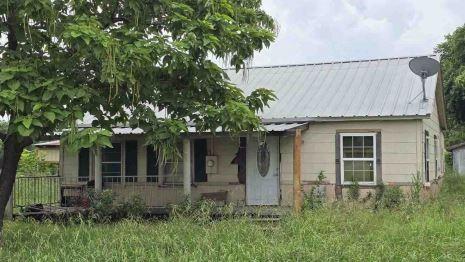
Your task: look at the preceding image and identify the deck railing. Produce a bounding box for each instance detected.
[11,174,186,212]
[13,175,61,209]
[102,175,185,207]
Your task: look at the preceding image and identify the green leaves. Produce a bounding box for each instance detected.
[44,112,56,123]
[0,0,276,158]
[62,128,114,152]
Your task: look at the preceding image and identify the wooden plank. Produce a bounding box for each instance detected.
[293,129,303,214]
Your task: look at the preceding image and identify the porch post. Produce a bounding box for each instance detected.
[94,146,102,193]
[182,138,191,200]
[5,193,13,220]
[293,128,303,214]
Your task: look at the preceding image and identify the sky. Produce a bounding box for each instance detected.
[251,0,465,66]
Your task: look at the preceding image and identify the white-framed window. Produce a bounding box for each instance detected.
[434,135,439,179]
[424,131,430,182]
[340,133,376,185]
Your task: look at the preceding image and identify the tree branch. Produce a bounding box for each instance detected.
[0,132,5,142]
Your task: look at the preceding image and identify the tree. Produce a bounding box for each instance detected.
[437,25,465,145]
[0,0,276,242]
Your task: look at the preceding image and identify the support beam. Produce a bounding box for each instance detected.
[94,147,102,193]
[158,160,164,186]
[293,128,303,214]
[183,139,191,200]
[5,194,13,220]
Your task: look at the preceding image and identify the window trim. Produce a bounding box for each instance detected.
[340,133,377,186]
[424,131,430,182]
[434,135,439,179]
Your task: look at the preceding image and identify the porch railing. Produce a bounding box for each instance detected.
[13,175,61,209]
[102,175,185,207]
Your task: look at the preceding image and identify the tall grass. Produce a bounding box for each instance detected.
[2,172,465,261]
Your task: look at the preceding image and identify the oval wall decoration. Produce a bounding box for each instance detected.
[257,141,270,177]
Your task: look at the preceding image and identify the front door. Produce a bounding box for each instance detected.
[246,136,280,205]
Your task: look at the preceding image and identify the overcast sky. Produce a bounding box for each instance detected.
[251,0,465,66]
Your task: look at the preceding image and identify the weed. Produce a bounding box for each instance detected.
[347,181,360,201]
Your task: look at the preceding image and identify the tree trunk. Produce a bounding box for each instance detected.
[0,135,25,245]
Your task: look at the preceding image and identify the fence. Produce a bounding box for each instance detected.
[13,175,61,209]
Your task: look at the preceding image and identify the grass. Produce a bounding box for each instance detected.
[2,174,465,261]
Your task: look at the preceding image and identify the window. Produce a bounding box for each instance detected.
[78,148,90,182]
[434,135,439,179]
[424,131,430,182]
[194,139,208,183]
[102,143,122,182]
[146,145,158,183]
[162,143,184,184]
[341,133,376,185]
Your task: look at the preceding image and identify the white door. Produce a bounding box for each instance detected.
[246,136,280,205]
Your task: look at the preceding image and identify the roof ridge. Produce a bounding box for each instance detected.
[223,54,438,70]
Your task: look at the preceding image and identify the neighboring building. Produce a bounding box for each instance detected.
[450,142,465,175]
[35,140,60,164]
[60,55,447,208]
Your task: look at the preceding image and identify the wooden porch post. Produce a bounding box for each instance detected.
[293,128,303,214]
[5,193,13,220]
[94,146,102,193]
[182,138,191,200]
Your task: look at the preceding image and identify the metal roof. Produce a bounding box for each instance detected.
[110,123,306,135]
[225,55,440,120]
[449,142,465,151]
[34,140,60,147]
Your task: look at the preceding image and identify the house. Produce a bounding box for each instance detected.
[59,55,447,208]
[449,142,465,175]
[35,140,60,164]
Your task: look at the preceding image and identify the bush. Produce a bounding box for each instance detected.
[442,170,465,196]
[116,195,147,219]
[347,182,360,201]
[88,190,116,222]
[304,171,326,210]
[376,185,404,209]
[88,190,147,222]
[17,149,58,176]
[410,172,422,202]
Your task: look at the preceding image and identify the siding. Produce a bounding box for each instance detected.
[453,147,465,175]
[422,98,446,180]
[279,120,422,205]
[36,148,60,163]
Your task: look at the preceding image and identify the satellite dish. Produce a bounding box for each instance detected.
[409,56,440,101]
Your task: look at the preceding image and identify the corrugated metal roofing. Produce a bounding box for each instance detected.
[225,55,440,120]
[35,140,60,147]
[111,123,305,135]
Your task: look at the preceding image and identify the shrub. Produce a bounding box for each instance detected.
[304,171,326,210]
[378,185,404,209]
[17,149,58,176]
[347,182,360,201]
[442,170,465,196]
[88,190,116,222]
[88,190,147,222]
[410,172,422,202]
[116,195,147,219]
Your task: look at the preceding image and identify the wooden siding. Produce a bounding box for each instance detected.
[453,146,465,175]
[422,98,446,180]
[36,148,60,163]
[279,120,424,205]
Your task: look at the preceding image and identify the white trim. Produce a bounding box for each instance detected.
[340,133,377,185]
